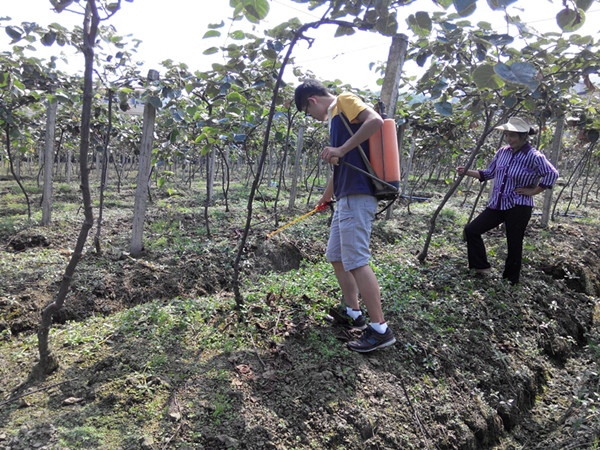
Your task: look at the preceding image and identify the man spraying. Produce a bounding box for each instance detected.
[294,79,396,352]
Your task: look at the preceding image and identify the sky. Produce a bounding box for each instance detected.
[2,0,599,91]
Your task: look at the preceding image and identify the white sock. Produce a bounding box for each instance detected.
[346,307,362,319]
[370,322,388,334]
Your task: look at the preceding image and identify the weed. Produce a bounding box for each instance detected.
[304,329,340,358]
[59,426,102,448]
[211,392,235,425]
[1,172,599,449]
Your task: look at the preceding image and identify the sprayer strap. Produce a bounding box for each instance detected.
[338,114,373,173]
[337,109,398,217]
[338,113,389,188]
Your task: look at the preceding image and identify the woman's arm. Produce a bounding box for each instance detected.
[456,166,482,180]
[515,185,545,196]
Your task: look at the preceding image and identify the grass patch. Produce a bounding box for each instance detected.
[1,175,600,448]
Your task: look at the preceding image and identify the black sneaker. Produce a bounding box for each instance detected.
[325,307,367,330]
[347,326,396,353]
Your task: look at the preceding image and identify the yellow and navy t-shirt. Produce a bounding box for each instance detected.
[330,92,374,199]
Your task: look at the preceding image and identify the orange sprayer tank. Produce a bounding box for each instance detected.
[368,118,401,188]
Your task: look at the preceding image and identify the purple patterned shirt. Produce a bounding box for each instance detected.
[479,143,559,210]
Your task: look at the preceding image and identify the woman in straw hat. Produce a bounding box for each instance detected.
[456,117,559,284]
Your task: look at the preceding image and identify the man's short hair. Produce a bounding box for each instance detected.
[294,79,330,112]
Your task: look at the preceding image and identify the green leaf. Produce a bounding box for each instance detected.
[415,12,432,32]
[157,177,165,188]
[434,101,453,116]
[481,34,513,46]
[453,0,476,17]
[486,0,517,10]
[334,26,355,37]
[230,30,246,40]
[416,49,430,67]
[5,26,23,41]
[169,129,180,143]
[576,0,593,11]
[54,94,73,105]
[147,96,162,109]
[203,30,221,39]
[522,97,536,110]
[13,78,25,90]
[374,12,398,36]
[494,62,539,91]
[569,34,593,46]
[41,31,57,46]
[50,0,74,12]
[408,12,431,37]
[430,80,448,99]
[472,65,504,89]
[226,92,243,102]
[503,95,518,108]
[106,2,120,12]
[436,0,454,8]
[170,108,184,123]
[203,47,219,55]
[262,48,278,60]
[242,0,270,21]
[556,8,585,32]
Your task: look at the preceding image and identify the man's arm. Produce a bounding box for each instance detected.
[321,107,383,164]
[318,176,334,205]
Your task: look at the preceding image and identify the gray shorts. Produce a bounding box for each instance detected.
[326,194,377,271]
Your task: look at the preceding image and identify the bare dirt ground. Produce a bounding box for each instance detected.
[1,188,600,449]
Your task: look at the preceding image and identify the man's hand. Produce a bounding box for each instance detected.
[321,146,344,165]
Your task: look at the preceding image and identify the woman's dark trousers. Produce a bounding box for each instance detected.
[464,206,533,284]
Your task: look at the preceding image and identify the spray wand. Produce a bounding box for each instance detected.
[266,202,332,240]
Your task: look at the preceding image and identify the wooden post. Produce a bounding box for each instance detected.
[207,148,215,204]
[289,125,305,210]
[541,117,564,227]
[380,34,408,218]
[42,100,58,226]
[401,136,416,197]
[130,70,159,256]
[66,144,72,185]
[379,34,408,118]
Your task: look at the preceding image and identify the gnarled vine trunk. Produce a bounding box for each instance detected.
[35,0,99,377]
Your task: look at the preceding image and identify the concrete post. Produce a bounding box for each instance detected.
[131,70,159,256]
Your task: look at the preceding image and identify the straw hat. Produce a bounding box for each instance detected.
[494,117,531,133]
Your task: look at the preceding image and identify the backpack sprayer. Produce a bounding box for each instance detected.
[369,100,401,194]
[333,100,401,201]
